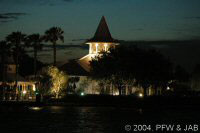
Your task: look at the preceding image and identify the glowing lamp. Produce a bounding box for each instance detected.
[167,87,170,90]
[139,93,143,98]
[33,86,36,91]
[81,92,85,96]
[23,90,27,94]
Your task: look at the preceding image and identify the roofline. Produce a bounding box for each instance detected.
[85,41,120,45]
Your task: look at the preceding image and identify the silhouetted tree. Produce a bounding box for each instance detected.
[6,32,26,92]
[37,69,52,100]
[76,78,89,94]
[44,27,64,66]
[191,64,200,91]
[169,65,190,93]
[90,46,173,96]
[0,41,11,82]
[135,49,173,96]
[68,77,80,93]
[90,46,138,95]
[26,34,43,77]
[174,65,189,82]
[18,54,45,77]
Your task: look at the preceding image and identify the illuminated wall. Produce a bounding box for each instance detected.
[88,42,116,54]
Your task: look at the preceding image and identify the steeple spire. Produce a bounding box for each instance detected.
[87,16,117,43]
[79,16,119,72]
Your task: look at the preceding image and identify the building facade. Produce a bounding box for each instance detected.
[61,16,158,96]
[0,55,36,101]
[78,16,119,72]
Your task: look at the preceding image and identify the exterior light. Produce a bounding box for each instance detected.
[167,86,170,90]
[104,43,108,51]
[89,43,92,54]
[23,90,27,94]
[96,43,98,53]
[33,85,36,91]
[139,93,143,98]
[113,92,119,96]
[81,92,85,96]
[29,107,42,111]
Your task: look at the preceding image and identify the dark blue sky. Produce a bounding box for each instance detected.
[1,0,200,41]
[0,0,200,67]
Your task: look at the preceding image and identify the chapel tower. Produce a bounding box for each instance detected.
[78,16,119,72]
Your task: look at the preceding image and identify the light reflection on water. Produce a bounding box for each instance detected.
[0,106,199,132]
[29,107,43,111]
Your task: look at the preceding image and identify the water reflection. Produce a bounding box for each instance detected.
[0,106,199,132]
[29,107,43,111]
[46,106,66,113]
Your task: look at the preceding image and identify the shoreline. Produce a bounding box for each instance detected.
[1,95,200,109]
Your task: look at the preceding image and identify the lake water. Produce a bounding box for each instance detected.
[0,106,199,133]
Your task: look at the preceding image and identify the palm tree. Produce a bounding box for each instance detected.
[44,27,64,66]
[6,32,26,94]
[0,41,11,82]
[26,34,43,77]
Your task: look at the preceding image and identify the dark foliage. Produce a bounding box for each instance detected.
[192,64,200,78]
[191,64,200,91]
[18,54,45,76]
[25,33,43,77]
[44,27,64,66]
[0,41,11,81]
[174,65,190,82]
[90,45,173,96]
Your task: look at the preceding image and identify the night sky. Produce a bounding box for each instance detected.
[0,0,200,70]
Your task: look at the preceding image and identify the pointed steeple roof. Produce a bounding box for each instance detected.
[87,16,118,43]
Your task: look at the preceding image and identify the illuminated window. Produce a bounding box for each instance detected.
[96,43,98,53]
[89,43,92,54]
[104,44,108,51]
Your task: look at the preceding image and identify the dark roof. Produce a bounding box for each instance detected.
[87,16,118,43]
[59,60,89,76]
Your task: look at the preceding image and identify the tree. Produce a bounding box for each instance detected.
[174,65,189,82]
[191,64,200,91]
[37,68,52,98]
[170,65,190,93]
[6,32,26,92]
[90,46,137,95]
[75,78,90,95]
[44,27,64,66]
[134,49,173,96]
[90,45,173,96]
[26,34,43,77]
[0,41,11,82]
[68,77,80,93]
[47,66,68,98]
[18,54,45,77]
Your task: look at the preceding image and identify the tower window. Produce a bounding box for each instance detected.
[96,43,99,53]
[104,44,108,51]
